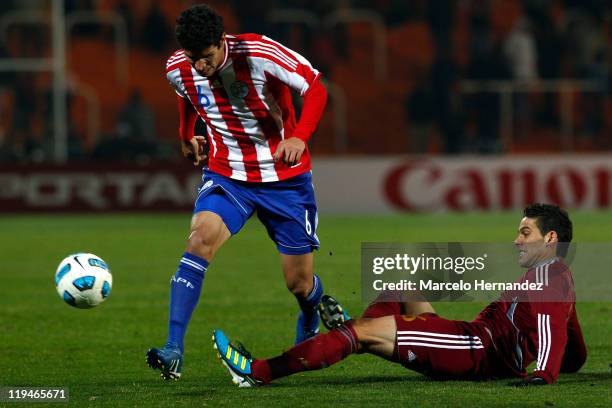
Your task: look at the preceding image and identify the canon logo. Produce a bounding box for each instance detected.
[384,159,612,211]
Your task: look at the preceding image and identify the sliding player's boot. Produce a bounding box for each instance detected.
[212,329,261,387]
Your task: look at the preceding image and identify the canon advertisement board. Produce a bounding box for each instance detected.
[1,156,611,213]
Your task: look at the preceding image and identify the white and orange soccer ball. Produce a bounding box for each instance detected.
[55,253,113,308]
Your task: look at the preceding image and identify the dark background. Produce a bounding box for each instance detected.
[0,0,610,164]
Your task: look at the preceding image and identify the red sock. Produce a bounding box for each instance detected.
[251,322,359,384]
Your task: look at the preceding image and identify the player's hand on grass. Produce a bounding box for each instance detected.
[274,137,305,167]
[509,376,547,387]
[182,136,208,166]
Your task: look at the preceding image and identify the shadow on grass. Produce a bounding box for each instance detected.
[252,371,612,389]
[281,374,423,387]
[557,371,612,384]
[171,389,218,398]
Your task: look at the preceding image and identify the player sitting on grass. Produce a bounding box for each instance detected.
[213,203,587,387]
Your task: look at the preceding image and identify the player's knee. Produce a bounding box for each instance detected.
[350,318,393,352]
[285,277,311,297]
[186,226,222,260]
[350,318,377,347]
[281,255,314,297]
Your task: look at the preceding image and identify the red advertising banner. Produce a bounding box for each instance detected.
[2,156,612,213]
[313,155,612,213]
[0,164,202,212]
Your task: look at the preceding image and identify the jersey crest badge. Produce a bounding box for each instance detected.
[230,81,249,98]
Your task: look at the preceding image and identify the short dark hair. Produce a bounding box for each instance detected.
[523,203,573,257]
[176,4,224,52]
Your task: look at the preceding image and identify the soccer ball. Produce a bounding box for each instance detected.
[55,253,113,308]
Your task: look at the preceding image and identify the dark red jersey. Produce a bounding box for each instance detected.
[474,258,587,383]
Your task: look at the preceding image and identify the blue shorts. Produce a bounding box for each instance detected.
[194,170,320,255]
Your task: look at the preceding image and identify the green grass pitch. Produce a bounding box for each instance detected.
[1,212,611,407]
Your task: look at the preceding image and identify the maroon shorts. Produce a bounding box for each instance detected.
[394,313,499,380]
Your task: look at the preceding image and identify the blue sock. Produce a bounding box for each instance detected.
[166,252,208,353]
[295,274,323,325]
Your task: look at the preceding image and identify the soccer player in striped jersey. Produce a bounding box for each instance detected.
[147,4,328,380]
[213,204,587,387]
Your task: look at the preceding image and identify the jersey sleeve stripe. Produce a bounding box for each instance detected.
[537,313,543,369]
[166,51,186,66]
[228,37,301,66]
[168,57,186,64]
[536,313,551,371]
[259,36,302,65]
[542,314,552,370]
[230,43,298,69]
[167,58,187,69]
[168,53,185,63]
[230,41,298,65]
[231,50,297,74]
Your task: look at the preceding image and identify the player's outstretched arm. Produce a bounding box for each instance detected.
[527,301,573,384]
[560,306,587,373]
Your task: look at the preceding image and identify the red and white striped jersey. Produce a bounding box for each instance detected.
[165,34,321,182]
[475,258,585,383]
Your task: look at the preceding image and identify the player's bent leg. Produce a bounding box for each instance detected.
[402,301,436,317]
[351,316,398,359]
[245,321,361,384]
[398,286,437,316]
[361,299,402,319]
[361,290,436,319]
[186,211,232,261]
[281,253,324,344]
[281,252,314,297]
[147,211,234,380]
[226,317,393,385]
[147,247,210,380]
[254,171,322,344]
[167,210,231,349]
